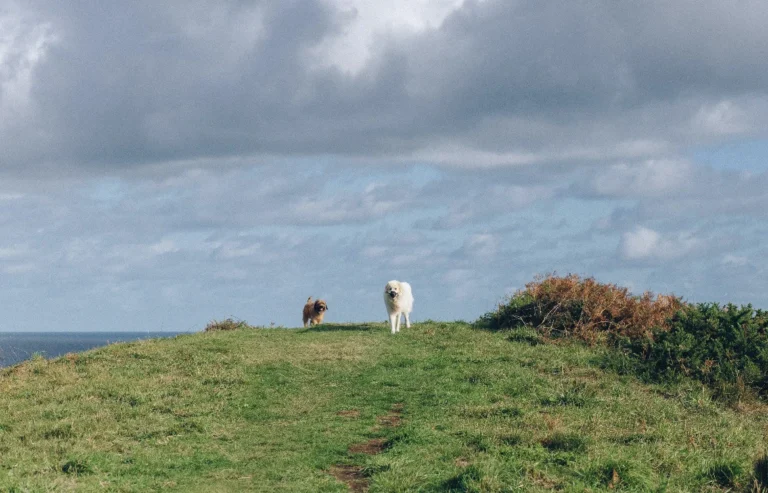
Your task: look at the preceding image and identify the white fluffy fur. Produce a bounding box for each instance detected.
[384,280,414,335]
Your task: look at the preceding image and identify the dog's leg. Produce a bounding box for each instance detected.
[404,311,411,329]
[395,313,402,333]
[389,313,398,334]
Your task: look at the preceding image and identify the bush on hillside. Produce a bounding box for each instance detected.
[478,274,768,402]
[615,303,768,402]
[204,318,252,332]
[476,274,683,344]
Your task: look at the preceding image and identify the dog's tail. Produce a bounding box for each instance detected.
[307,296,313,303]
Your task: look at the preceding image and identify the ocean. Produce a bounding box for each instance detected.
[0,332,189,368]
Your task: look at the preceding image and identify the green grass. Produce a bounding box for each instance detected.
[1,322,767,491]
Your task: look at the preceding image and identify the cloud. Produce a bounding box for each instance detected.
[0,1,767,331]
[0,4,55,114]
[421,178,555,229]
[0,3,56,167]
[591,159,692,198]
[0,0,766,176]
[0,157,762,330]
[619,226,702,261]
[693,100,749,136]
[459,233,498,260]
[309,0,466,74]
[721,254,748,267]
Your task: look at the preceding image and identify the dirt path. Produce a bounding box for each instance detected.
[330,403,404,492]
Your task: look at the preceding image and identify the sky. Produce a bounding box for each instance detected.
[1,0,767,331]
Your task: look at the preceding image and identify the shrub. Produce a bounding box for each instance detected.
[478,274,768,402]
[622,303,768,401]
[204,318,251,332]
[476,274,683,344]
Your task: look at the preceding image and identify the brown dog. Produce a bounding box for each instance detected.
[302,297,328,327]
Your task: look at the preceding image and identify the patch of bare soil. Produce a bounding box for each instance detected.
[375,403,404,428]
[349,438,387,455]
[330,403,404,491]
[336,409,361,418]
[454,457,470,468]
[330,465,368,493]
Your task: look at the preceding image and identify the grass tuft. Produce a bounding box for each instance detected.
[505,327,543,346]
[442,464,483,492]
[203,318,252,332]
[41,424,74,440]
[540,382,593,407]
[61,459,92,475]
[704,460,745,488]
[541,432,587,453]
[586,460,652,489]
[754,453,768,489]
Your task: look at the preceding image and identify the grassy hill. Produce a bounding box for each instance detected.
[1,321,767,491]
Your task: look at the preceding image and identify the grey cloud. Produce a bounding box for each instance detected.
[3,1,768,174]
[401,1,768,151]
[417,170,559,229]
[581,164,768,226]
[11,0,346,169]
[400,0,768,135]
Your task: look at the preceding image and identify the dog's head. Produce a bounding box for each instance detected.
[385,281,401,300]
[314,299,327,313]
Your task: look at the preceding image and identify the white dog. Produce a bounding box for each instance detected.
[384,280,414,334]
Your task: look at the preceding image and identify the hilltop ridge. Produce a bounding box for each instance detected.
[0,320,766,491]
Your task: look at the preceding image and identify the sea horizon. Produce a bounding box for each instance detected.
[0,331,191,368]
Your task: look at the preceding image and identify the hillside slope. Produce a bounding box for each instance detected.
[0,322,766,491]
